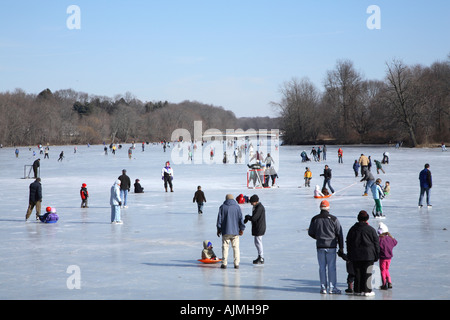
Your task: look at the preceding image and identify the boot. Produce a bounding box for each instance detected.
[170,187,174,192]
[165,187,167,192]
[345,282,353,294]
[253,255,264,264]
[380,282,388,290]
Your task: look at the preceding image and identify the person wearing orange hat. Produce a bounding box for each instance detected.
[308,200,344,294]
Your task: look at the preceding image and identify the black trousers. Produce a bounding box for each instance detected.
[353,260,374,293]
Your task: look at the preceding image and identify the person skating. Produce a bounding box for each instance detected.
[308,200,344,294]
[371,178,385,217]
[118,169,131,207]
[320,165,335,194]
[32,158,40,178]
[304,167,312,187]
[374,159,385,174]
[110,179,122,224]
[80,183,89,208]
[25,178,42,221]
[346,210,380,297]
[161,161,174,192]
[244,195,266,265]
[418,163,432,208]
[353,160,360,177]
[193,185,206,214]
[360,168,375,196]
[378,222,397,290]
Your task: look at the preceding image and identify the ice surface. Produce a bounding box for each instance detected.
[1,143,449,300]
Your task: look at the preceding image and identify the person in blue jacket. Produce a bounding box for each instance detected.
[418,163,432,208]
[216,194,245,269]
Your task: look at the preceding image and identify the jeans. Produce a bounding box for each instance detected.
[111,205,121,222]
[418,187,431,206]
[364,179,375,194]
[316,248,338,292]
[322,179,335,194]
[120,189,128,206]
[197,202,204,213]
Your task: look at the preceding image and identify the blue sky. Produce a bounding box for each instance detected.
[0,0,449,117]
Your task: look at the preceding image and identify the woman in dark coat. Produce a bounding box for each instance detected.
[244,195,266,264]
[346,210,380,296]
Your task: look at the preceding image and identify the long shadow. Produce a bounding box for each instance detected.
[209,278,320,294]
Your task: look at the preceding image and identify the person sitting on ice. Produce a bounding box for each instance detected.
[314,185,324,198]
[201,240,217,260]
[236,194,248,204]
[39,206,59,223]
[134,179,144,193]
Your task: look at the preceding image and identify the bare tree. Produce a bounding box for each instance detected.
[384,59,420,146]
[272,77,322,144]
[323,59,362,140]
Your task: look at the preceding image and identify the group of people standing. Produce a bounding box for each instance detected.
[308,200,397,296]
[215,194,266,268]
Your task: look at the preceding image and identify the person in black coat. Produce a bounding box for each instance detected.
[346,210,380,296]
[244,195,266,264]
[32,158,40,178]
[26,178,42,221]
[134,179,144,193]
[118,169,131,207]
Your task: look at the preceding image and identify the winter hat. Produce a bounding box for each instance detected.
[357,210,369,222]
[116,179,121,185]
[46,206,52,212]
[50,207,56,213]
[320,200,330,208]
[82,183,87,188]
[378,222,389,234]
[249,194,259,203]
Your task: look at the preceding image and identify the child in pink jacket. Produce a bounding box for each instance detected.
[378,222,398,289]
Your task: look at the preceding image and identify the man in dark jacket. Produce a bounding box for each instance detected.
[216,194,245,269]
[118,169,131,208]
[26,178,42,221]
[320,165,335,194]
[418,163,432,208]
[308,200,343,294]
[193,186,206,214]
[245,194,266,264]
[346,210,380,296]
[32,158,40,178]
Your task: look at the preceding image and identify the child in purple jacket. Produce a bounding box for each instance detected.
[378,222,397,289]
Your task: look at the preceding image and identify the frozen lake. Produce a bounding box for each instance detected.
[1,142,449,301]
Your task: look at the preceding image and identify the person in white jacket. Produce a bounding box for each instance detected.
[161,161,174,192]
[110,180,122,224]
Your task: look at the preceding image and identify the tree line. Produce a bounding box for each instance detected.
[0,88,280,147]
[272,55,450,147]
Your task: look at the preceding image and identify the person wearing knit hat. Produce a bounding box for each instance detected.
[308,199,344,294]
[378,222,398,290]
[244,194,266,264]
[346,210,380,296]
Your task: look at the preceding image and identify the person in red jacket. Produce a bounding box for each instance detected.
[80,183,89,208]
